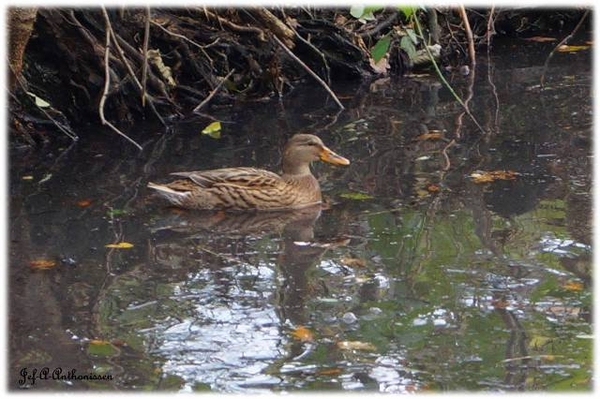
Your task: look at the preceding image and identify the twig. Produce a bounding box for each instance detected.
[192,69,235,113]
[102,8,165,126]
[486,7,500,130]
[151,20,220,50]
[359,11,399,39]
[100,8,143,151]
[272,35,344,110]
[141,6,150,107]
[442,139,456,171]
[458,5,476,67]
[204,9,266,40]
[541,9,589,88]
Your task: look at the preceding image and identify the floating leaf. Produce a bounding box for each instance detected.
[340,257,367,268]
[201,121,222,139]
[26,91,51,108]
[340,192,374,200]
[30,259,57,270]
[470,170,519,184]
[529,335,553,349]
[415,132,443,141]
[317,368,343,376]
[371,35,391,63]
[557,44,590,53]
[76,199,93,207]
[87,340,119,357]
[22,175,34,180]
[337,341,376,351]
[563,281,584,291]
[427,184,440,193]
[106,208,127,217]
[522,36,556,42]
[105,242,134,249]
[291,326,314,342]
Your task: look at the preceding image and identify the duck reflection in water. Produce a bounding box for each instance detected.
[149,204,347,329]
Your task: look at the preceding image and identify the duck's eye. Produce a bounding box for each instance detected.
[306,141,319,147]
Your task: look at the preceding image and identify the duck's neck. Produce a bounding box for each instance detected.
[282,160,313,176]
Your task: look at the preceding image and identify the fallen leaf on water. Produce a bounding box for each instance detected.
[340,192,374,200]
[427,184,440,193]
[317,368,343,376]
[29,259,57,270]
[87,340,119,357]
[291,326,314,342]
[337,341,376,351]
[415,132,443,141]
[201,121,222,139]
[522,36,556,42]
[105,242,134,249]
[76,199,93,207]
[470,170,519,184]
[557,44,590,53]
[563,281,584,291]
[340,257,367,268]
[529,335,553,349]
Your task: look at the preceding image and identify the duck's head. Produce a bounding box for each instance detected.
[282,134,350,175]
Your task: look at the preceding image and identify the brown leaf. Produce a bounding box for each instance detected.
[563,281,584,292]
[29,259,57,270]
[340,257,366,268]
[76,199,92,207]
[291,326,314,342]
[415,132,443,141]
[427,184,440,193]
[317,368,343,376]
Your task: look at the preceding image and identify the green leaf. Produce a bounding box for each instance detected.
[371,35,392,63]
[340,192,374,200]
[87,340,119,357]
[400,35,417,59]
[406,28,419,45]
[398,5,417,20]
[107,208,128,217]
[350,5,383,20]
[201,121,222,139]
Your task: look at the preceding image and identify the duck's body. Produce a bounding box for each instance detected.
[147,134,349,210]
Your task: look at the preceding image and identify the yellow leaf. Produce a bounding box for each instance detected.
[414,132,443,141]
[337,341,376,351]
[470,170,519,184]
[29,259,57,270]
[557,44,590,53]
[291,326,314,342]
[563,281,584,291]
[529,335,552,349]
[22,175,34,180]
[105,242,134,249]
[89,339,111,345]
[201,121,222,139]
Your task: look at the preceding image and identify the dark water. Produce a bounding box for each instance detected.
[9,39,592,392]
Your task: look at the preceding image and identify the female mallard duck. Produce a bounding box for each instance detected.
[147,134,350,210]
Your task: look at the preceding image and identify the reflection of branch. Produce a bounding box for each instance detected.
[541,10,590,88]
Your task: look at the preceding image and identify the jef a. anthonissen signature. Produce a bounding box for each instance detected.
[18,367,114,387]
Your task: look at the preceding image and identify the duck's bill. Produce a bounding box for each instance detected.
[319,146,350,165]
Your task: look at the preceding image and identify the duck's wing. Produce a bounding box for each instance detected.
[171,167,283,189]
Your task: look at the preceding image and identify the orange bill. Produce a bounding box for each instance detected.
[319,146,350,166]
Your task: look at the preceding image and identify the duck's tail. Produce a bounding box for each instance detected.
[147,182,191,207]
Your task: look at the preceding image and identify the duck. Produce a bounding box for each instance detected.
[147,134,350,210]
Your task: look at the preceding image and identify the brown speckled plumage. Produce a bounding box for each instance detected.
[147,134,350,210]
